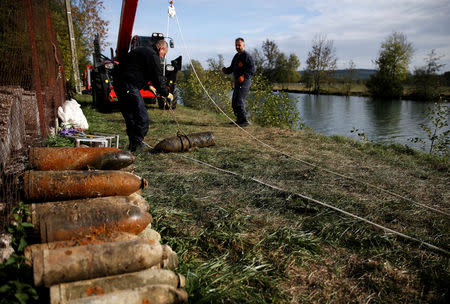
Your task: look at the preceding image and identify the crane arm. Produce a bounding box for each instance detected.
[116,0,139,60]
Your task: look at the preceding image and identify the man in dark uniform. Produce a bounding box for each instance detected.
[222,37,256,126]
[115,39,173,152]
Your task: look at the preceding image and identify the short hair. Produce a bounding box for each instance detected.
[155,39,168,50]
[235,37,245,43]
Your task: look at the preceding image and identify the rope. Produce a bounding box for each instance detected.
[142,140,448,255]
[161,96,187,136]
[173,12,449,218]
[177,153,449,256]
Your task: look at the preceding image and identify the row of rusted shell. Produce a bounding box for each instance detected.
[23,147,188,304]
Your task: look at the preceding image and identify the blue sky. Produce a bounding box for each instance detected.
[102,0,450,71]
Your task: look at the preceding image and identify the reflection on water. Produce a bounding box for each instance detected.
[290,93,449,152]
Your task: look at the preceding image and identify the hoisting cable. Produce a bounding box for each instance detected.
[164,0,175,75]
[162,0,190,144]
[172,11,449,218]
[141,138,448,256]
[176,153,449,256]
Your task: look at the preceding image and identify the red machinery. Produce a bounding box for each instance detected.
[88,0,181,112]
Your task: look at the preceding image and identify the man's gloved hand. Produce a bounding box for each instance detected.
[148,85,157,95]
[238,75,245,84]
[167,93,174,102]
[221,67,227,74]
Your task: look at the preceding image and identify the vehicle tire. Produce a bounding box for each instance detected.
[92,73,111,113]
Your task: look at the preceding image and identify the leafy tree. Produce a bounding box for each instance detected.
[272,53,301,83]
[206,54,225,72]
[71,0,109,53]
[287,54,301,83]
[343,60,356,96]
[253,39,301,83]
[305,34,337,94]
[250,48,265,74]
[273,53,288,82]
[300,70,313,91]
[367,32,413,98]
[49,0,109,88]
[262,39,280,70]
[443,71,450,86]
[412,49,445,100]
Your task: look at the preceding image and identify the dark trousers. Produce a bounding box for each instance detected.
[232,79,251,123]
[116,83,149,148]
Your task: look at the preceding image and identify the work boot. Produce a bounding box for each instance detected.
[128,141,142,153]
[238,120,250,127]
[132,141,152,154]
[128,143,137,152]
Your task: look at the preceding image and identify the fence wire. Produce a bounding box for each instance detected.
[0,0,66,232]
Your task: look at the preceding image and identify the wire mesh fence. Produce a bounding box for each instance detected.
[0,0,66,232]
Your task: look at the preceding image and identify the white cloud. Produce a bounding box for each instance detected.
[102,0,450,70]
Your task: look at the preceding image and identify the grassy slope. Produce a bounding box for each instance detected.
[77,95,449,304]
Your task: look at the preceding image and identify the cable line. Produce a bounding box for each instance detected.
[177,154,449,256]
[172,10,449,218]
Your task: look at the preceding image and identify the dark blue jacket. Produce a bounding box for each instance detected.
[118,45,169,96]
[223,50,256,81]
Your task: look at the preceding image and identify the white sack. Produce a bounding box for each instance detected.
[57,99,89,129]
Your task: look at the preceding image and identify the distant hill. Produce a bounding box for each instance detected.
[299,69,376,80]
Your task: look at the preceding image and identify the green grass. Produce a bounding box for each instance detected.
[76,94,449,303]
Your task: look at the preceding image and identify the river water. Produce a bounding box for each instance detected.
[289,93,449,152]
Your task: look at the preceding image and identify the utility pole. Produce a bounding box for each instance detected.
[65,0,81,94]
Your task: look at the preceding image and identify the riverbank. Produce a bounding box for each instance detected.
[76,94,448,303]
[273,82,450,100]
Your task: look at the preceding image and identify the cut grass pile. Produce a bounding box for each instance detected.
[77,94,449,303]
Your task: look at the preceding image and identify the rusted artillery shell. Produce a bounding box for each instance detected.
[127,192,150,212]
[63,285,188,304]
[24,232,138,265]
[32,199,151,242]
[149,245,179,271]
[89,151,135,170]
[138,224,161,243]
[30,194,149,230]
[24,170,148,201]
[50,269,186,303]
[33,239,171,287]
[28,147,134,170]
[153,132,215,153]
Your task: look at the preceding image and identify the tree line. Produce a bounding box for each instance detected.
[185,32,447,101]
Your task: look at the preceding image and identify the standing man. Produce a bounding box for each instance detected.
[222,37,256,126]
[115,39,173,152]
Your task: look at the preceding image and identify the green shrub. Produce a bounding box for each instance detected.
[44,134,73,147]
[178,61,302,129]
[178,61,233,115]
[247,74,301,129]
[0,203,38,304]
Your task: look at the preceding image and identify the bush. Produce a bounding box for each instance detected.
[178,61,301,129]
[366,72,403,99]
[177,63,233,115]
[247,74,301,129]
